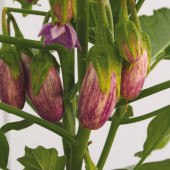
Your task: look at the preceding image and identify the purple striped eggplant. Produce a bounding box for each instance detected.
[78,62,118,130]
[121,50,148,100]
[0,59,25,109]
[27,66,64,122]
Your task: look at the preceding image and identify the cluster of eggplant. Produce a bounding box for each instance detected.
[0,49,64,123]
[78,0,150,130]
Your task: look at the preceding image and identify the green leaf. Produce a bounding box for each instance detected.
[1,120,33,133]
[18,146,65,170]
[0,130,9,169]
[135,108,170,159]
[115,159,170,170]
[139,8,170,62]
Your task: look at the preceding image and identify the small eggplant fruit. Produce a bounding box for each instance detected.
[0,59,25,109]
[27,66,64,122]
[78,62,118,130]
[54,0,73,22]
[121,50,148,100]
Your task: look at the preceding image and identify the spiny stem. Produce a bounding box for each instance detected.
[71,0,91,169]
[116,80,170,107]
[120,105,170,124]
[58,48,75,170]
[0,103,75,144]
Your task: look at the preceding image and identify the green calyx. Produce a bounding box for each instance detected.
[0,46,20,80]
[141,31,151,74]
[115,0,142,63]
[87,0,122,98]
[89,43,122,99]
[31,50,59,96]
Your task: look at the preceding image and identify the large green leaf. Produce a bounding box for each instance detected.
[18,146,65,170]
[115,159,170,170]
[139,8,170,62]
[1,120,33,133]
[135,107,170,159]
[0,130,9,169]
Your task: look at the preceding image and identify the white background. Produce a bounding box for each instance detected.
[0,0,170,170]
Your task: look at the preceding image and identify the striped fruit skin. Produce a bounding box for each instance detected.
[21,53,32,77]
[0,59,26,109]
[54,0,73,22]
[123,41,142,63]
[78,62,117,130]
[121,50,148,100]
[27,67,64,122]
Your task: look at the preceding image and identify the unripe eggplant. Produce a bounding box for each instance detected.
[27,66,64,122]
[121,50,148,100]
[54,0,73,22]
[78,62,117,130]
[0,59,25,109]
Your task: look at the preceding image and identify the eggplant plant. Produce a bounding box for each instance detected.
[0,0,170,170]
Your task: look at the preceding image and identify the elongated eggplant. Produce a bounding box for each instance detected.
[121,50,148,100]
[27,66,64,122]
[0,59,25,109]
[78,62,117,130]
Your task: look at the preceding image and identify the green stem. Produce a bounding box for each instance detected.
[150,53,168,71]
[116,80,170,107]
[97,107,126,169]
[0,35,63,50]
[105,0,114,36]
[133,157,145,170]
[0,102,75,144]
[120,105,170,124]
[58,49,75,170]
[84,150,97,170]
[136,0,146,13]
[2,8,8,35]
[129,0,141,31]
[6,7,47,16]
[71,0,91,169]
[96,0,110,45]
[71,127,91,170]
[26,97,37,113]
